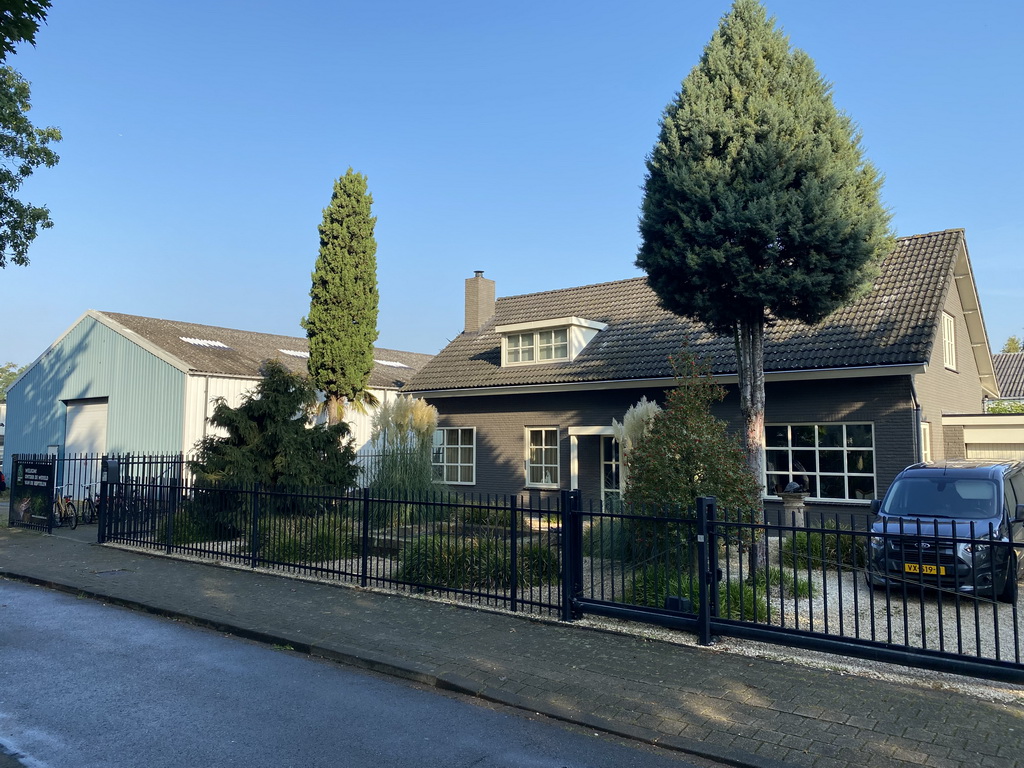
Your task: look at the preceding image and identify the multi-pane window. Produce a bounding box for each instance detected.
[765,423,875,500]
[942,312,956,370]
[432,428,475,485]
[505,329,568,365]
[526,428,559,487]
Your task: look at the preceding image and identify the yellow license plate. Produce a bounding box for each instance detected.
[904,563,945,576]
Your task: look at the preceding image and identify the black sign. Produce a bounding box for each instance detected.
[10,459,55,525]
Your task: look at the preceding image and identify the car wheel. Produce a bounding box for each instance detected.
[997,558,1019,604]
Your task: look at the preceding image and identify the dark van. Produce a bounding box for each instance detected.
[867,460,1024,603]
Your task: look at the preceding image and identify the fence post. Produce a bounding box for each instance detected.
[696,496,718,646]
[509,495,519,613]
[249,484,260,569]
[560,489,582,622]
[360,487,371,588]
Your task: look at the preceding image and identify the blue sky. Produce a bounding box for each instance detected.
[4,0,1022,366]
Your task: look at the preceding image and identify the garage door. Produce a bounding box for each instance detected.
[65,399,108,456]
[966,443,1024,461]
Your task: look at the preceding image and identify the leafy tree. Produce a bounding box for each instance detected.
[636,0,892,507]
[625,351,760,517]
[1001,335,1022,354]
[0,0,60,268]
[0,1,51,60]
[303,168,379,425]
[0,360,25,401]
[190,360,357,490]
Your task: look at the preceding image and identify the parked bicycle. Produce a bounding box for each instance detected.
[52,484,78,529]
[79,482,100,524]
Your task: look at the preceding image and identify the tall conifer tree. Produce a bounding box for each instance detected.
[303,168,379,425]
[637,0,892,524]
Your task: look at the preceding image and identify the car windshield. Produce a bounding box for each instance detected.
[881,477,999,520]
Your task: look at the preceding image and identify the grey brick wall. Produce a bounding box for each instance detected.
[424,374,917,512]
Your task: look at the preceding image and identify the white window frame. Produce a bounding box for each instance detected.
[942,312,957,370]
[432,427,476,485]
[920,421,932,463]
[525,427,560,489]
[600,435,621,508]
[764,423,876,501]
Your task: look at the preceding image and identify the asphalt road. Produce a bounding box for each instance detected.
[0,579,716,768]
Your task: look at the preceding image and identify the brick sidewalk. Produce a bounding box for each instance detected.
[1,524,1021,768]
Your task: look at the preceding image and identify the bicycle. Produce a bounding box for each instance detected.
[52,484,78,529]
[79,482,100,524]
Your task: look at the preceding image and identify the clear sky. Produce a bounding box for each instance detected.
[4,0,1022,367]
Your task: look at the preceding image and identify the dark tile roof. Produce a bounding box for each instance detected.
[95,312,432,390]
[993,353,1024,398]
[406,230,963,393]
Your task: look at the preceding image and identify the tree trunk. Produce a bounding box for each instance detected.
[735,315,767,573]
[325,394,344,427]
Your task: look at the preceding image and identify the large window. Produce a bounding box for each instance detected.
[505,329,568,365]
[765,423,875,500]
[432,428,475,485]
[526,427,559,487]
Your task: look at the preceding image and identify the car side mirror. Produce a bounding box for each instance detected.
[870,499,881,514]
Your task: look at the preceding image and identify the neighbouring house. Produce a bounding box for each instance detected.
[990,353,1024,406]
[2,311,433,479]
[941,352,1024,461]
[405,229,1001,517]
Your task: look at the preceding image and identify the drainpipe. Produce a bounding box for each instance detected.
[910,378,922,463]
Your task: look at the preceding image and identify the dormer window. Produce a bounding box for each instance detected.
[506,329,568,364]
[497,317,607,367]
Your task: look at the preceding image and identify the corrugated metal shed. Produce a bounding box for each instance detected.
[3,311,433,474]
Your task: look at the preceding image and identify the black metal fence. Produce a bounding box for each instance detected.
[10,453,1023,682]
[568,497,1024,683]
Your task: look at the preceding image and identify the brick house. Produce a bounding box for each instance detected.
[405,229,999,517]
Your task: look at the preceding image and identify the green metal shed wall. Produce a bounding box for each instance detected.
[4,315,186,466]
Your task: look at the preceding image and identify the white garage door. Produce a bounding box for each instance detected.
[65,399,108,456]
[966,443,1024,461]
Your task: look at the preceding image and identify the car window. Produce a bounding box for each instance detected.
[882,477,999,520]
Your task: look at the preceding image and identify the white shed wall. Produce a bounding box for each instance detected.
[182,375,260,453]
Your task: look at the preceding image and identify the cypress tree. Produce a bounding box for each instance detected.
[303,169,380,425]
[637,0,893,509]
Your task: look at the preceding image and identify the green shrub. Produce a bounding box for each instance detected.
[258,516,358,564]
[781,522,865,572]
[626,564,697,609]
[753,566,814,599]
[396,535,559,590]
[584,514,695,569]
[627,565,768,621]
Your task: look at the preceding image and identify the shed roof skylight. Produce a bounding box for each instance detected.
[180,337,230,349]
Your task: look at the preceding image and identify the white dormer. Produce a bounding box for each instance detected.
[494,316,607,367]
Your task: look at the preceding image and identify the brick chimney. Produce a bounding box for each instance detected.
[464,270,496,333]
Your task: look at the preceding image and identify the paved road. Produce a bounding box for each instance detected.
[0,579,715,768]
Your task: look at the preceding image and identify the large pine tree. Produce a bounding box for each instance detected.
[303,168,380,425]
[637,0,892,506]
